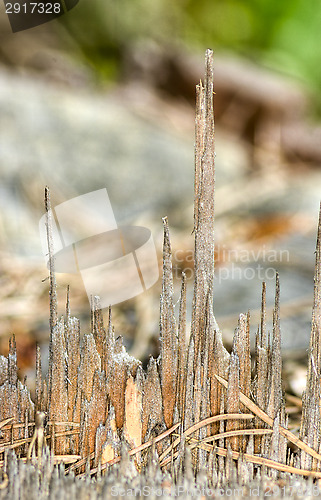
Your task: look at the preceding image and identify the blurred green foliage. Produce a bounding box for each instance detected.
[60,0,321,105]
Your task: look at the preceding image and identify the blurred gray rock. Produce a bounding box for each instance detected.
[0,67,193,257]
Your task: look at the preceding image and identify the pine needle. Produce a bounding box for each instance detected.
[215,374,321,462]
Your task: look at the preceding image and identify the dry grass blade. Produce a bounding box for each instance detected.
[159,429,273,466]
[216,374,321,462]
[158,413,253,463]
[189,428,273,448]
[160,217,178,429]
[215,447,321,478]
[160,443,321,478]
[65,451,95,474]
[0,417,13,429]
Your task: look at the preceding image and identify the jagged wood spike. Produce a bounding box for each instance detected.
[91,297,107,368]
[73,333,101,425]
[123,367,143,462]
[44,186,58,341]
[245,435,254,480]
[254,283,269,411]
[86,370,108,457]
[48,318,68,454]
[254,282,269,425]
[193,347,202,438]
[105,306,115,375]
[192,49,215,365]
[107,340,141,430]
[194,79,205,234]
[65,316,80,423]
[260,281,267,348]
[0,355,8,386]
[226,352,240,452]
[35,344,42,415]
[254,330,268,453]
[232,313,251,452]
[252,281,268,453]
[300,202,321,470]
[79,396,89,459]
[233,313,251,403]
[66,286,70,322]
[176,272,187,421]
[160,216,178,429]
[94,423,108,467]
[262,274,287,462]
[266,273,284,420]
[4,48,321,487]
[200,298,211,415]
[8,335,17,386]
[254,283,269,418]
[183,333,195,431]
[195,293,212,469]
[217,393,226,482]
[278,407,288,465]
[208,310,230,435]
[142,357,164,442]
[101,404,120,466]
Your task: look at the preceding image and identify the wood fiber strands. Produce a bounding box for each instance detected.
[300,203,321,470]
[192,48,215,364]
[160,217,178,430]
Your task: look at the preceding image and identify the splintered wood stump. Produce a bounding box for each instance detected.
[0,51,321,497]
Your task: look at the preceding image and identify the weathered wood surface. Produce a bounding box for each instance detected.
[0,50,321,499]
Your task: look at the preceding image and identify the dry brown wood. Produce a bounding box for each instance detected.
[192,49,215,365]
[142,357,164,441]
[160,216,178,429]
[100,404,119,466]
[230,313,251,451]
[91,296,107,367]
[233,313,251,404]
[94,423,108,466]
[65,311,80,424]
[176,272,187,422]
[266,273,284,420]
[253,282,269,453]
[189,428,273,448]
[226,353,241,451]
[123,369,143,454]
[44,186,58,337]
[85,370,108,456]
[183,332,195,431]
[0,336,34,443]
[48,318,68,455]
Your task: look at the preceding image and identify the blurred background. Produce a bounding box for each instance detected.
[0,0,321,399]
